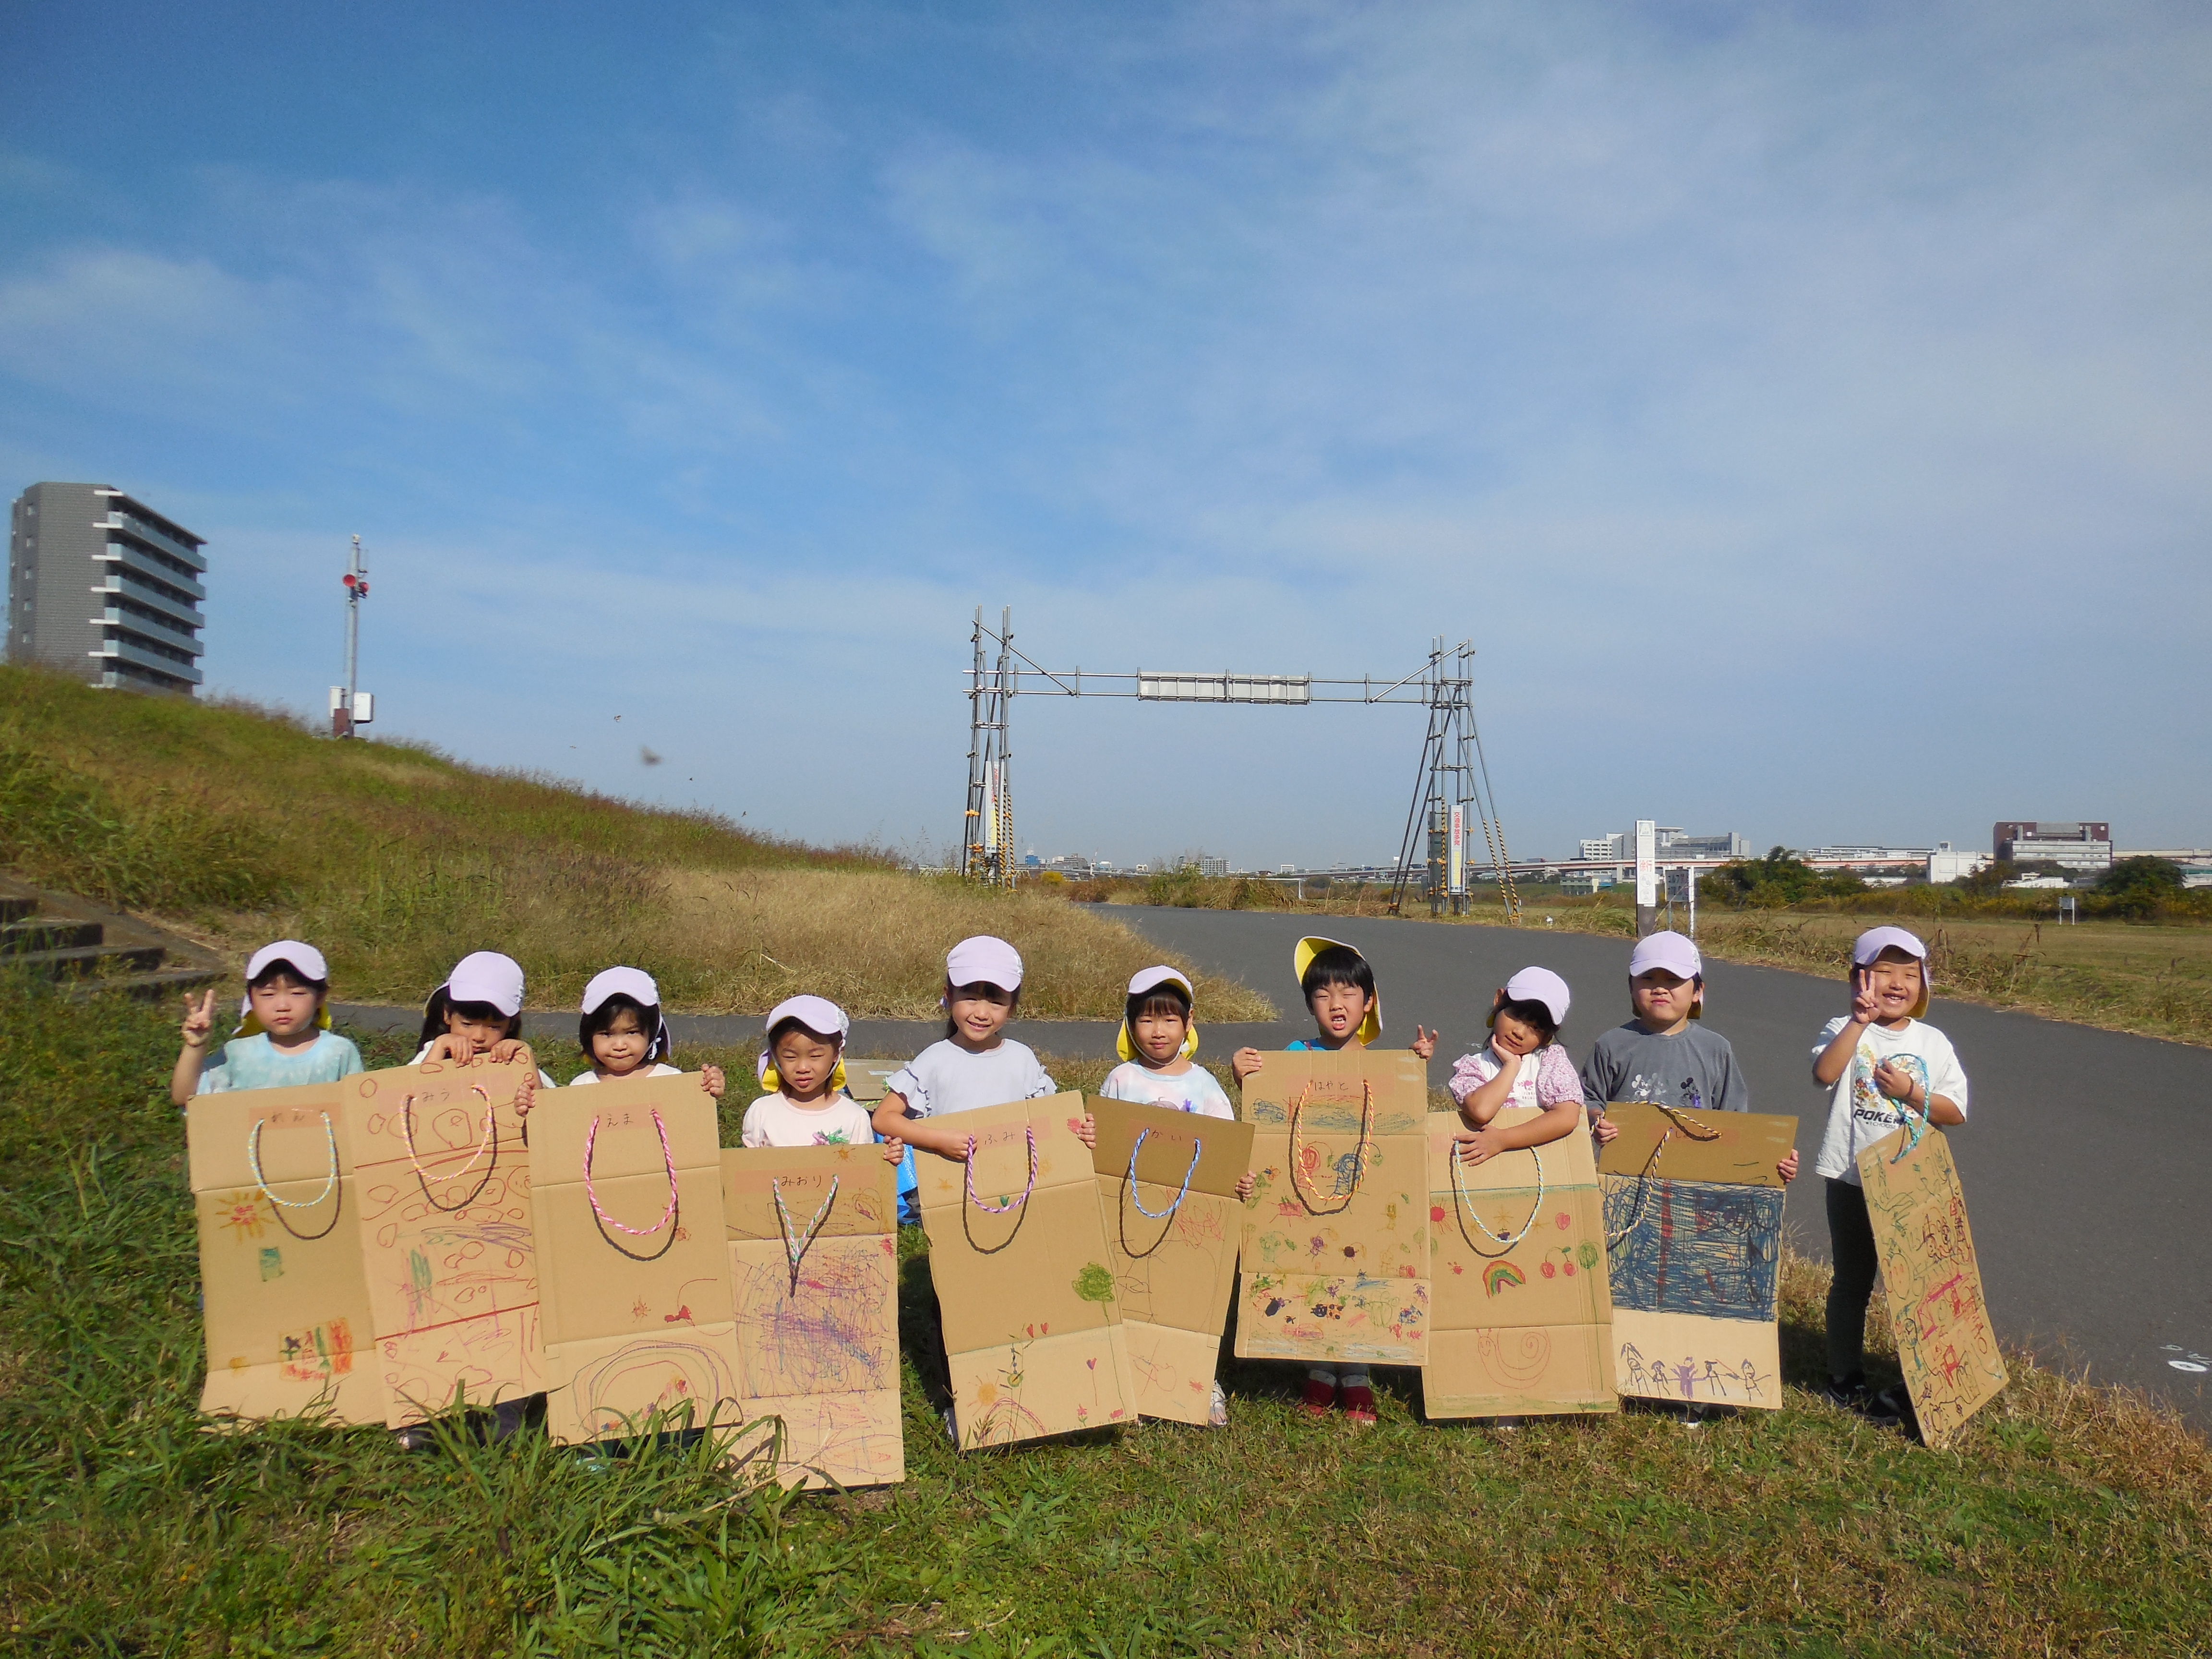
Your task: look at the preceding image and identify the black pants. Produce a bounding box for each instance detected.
[1825,1178,1881,1380]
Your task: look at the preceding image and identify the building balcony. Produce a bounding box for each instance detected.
[95,570,204,632]
[102,510,206,572]
[92,633,204,685]
[100,606,202,651]
[94,541,205,602]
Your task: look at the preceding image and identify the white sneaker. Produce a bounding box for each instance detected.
[1207,1381,1229,1428]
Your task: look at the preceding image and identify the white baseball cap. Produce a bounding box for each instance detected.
[439,950,525,1017]
[946,935,1023,993]
[1495,966,1571,1029]
[1628,932,1702,981]
[1119,965,1198,1061]
[760,994,851,1082]
[581,965,659,1015]
[246,940,328,985]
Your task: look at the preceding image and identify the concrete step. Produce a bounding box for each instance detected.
[13,943,169,981]
[70,963,227,1003]
[0,919,104,955]
[0,897,34,926]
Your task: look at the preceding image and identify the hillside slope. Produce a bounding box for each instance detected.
[0,665,1271,1023]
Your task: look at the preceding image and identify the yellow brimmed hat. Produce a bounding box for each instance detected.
[1118,965,1199,1062]
[1293,935,1381,1046]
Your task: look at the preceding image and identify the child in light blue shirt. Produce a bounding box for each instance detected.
[170,940,363,1105]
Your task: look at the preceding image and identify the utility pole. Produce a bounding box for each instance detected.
[330,535,373,739]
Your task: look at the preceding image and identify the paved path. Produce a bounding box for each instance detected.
[1098,905,2212,1426]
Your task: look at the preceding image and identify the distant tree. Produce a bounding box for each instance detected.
[1957,859,2017,897]
[2097,856,2186,918]
[1701,847,1869,909]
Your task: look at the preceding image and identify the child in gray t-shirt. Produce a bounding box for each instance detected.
[1579,932,1799,1184]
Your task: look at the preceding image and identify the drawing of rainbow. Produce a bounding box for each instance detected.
[1482,1262,1526,1299]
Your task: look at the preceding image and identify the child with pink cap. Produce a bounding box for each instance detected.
[565,965,724,1100]
[1810,926,1970,1426]
[742,993,899,1160]
[1446,966,1585,1165]
[413,950,556,1089]
[870,935,1068,1157]
[1580,931,1798,1182]
[170,940,362,1105]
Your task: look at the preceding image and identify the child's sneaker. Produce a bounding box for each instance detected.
[1299,1377,1337,1418]
[1868,1383,1913,1430]
[1208,1380,1229,1428]
[1818,1373,1870,1412]
[1340,1383,1378,1426]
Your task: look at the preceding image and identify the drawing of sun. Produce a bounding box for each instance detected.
[217,1192,268,1240]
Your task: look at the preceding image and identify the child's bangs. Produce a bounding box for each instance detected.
[768,1016,843,1051]
[248,960,327,994]
[1128,987,1191,1024]
[1497,995,1559,1042]
[949,979,1017,1002]
[1299,945,1373,1000]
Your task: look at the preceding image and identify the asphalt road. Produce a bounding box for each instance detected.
[1099,904,2212,1426]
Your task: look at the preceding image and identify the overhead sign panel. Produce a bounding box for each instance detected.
[1136,672,1311,705]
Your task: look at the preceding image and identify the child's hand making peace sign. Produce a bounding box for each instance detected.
[179,987,219,1051]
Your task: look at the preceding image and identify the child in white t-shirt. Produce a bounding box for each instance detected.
[740,994,897,1155]
[564,966,724,1102]
[1810,926,1970,1426]
[170,939,363,1105]
[870,936,1075,1153]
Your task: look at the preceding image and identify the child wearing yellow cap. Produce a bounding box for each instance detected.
[1231,937,1435,1426]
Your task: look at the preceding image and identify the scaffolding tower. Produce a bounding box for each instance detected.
[962,607,1018,887]
[1383,638,1520,921]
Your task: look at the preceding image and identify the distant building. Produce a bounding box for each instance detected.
[1927,842,1991,884]
[1994,821,2112,872]
[1198,856,1227,878]
[1578,834,1625,862]
[1577,829,1745,864]
[7,482,206,694]
[1562,871,1616,894]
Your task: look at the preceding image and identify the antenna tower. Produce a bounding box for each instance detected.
[962,606,1017,886]
[1384,639,1519,920]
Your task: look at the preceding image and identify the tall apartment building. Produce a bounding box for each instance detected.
[7,482,206,695]
[1993,821,2112,872]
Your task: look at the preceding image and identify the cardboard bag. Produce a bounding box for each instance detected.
[529,1071,745,1445]
[1424,1107,1616,1418]
[337,1059,543,1426]
[720,1143,904,1488]
[915,1094,1135,1449]
[1088,1098,1255,1425]
[1857,1124,2007,1447]
[1597,1102,1796,1410]
[1235,1050,1430,1365]
[188,1082,386,1424]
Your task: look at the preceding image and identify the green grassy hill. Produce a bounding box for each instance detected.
[0,665,1271,1022]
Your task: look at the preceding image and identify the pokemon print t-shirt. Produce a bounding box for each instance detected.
[1809,1017,1970,1186]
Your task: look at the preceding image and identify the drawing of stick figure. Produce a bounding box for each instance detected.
[1740,1359,1763,1401]
[1673,1357,1697,1399]
[1621,1345,1647,1391]
[1701,1359,1731,1399]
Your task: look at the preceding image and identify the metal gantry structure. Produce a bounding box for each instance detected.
[959,609,1518,919]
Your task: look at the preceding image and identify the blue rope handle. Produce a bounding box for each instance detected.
[1858,1049,1935,1163]
[1126,1128,1202,1220]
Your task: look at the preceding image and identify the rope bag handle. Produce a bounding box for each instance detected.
[400,1085,499,1213]
[1450,1140,1546,1256]
[1287,1081,1372,1215]
[1604,1093,1723,1247]
[246,1112,344,1241]
[1860,1051,1935,1164]
[1125,1128,1202,1221]
[963,1125,1038,1215]
[583,1108,681,1262]
[773,1174,839,1291]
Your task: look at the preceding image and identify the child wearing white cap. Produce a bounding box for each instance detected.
[1811,926,1970,1425]
[1445,967,1584,1162]
[1099,966,1257,1192]
[870,936,1067,1157]
[565,966,724,1100]
[169,940,363,1105]
[1231,937,1436,1427]
[741,994,897,1156]
[1580,932,1797,1182]
[413,951,555,1089]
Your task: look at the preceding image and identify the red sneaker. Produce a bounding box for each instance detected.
[1340,1384,1377,1425]
[1300,1377,1336,1418]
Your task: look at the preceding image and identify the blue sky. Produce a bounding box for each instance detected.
[4,2,2207,866]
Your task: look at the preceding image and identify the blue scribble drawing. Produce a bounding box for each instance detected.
[1602,1178,1781,1321]
[730,1241,897,1395]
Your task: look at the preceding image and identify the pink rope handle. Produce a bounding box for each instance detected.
[963,1125,1037,1215]
[582,1108,680,1237]
[400,1085,495,1183]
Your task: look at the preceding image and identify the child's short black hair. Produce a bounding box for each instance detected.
[1125,980,1192,1029]
[580,993,670,1064]
[767,1014,843,1054]
[248,958,328,998]
[1299,945,1374,1005]
[418,989,524,1050]
[943,979,1020,1041]
[1494,996,1560,1046]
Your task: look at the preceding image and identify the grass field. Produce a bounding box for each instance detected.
[5,980,2207,1656]
[0,665,1268,1023]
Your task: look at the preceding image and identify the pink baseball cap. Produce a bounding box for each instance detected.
[946,935,1023,993]
[439,951,525,1017]
[1628,932,1702,981]
[1495,966,1571,1028]
[760,994,850,1081]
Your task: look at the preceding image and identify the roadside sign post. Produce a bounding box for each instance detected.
[1635,819,1658,938]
